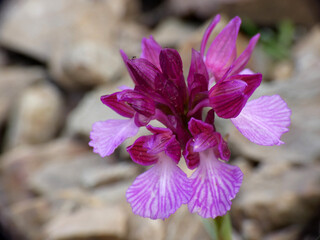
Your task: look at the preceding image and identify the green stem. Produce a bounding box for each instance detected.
[203,213,232,240]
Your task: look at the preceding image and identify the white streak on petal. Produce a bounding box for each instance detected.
[231,95,291,146]
[188,149,243,218]
[89,118,139,157]
[126,153,191,219]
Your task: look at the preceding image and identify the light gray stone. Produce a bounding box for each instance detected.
[45,205,128,240]
[65,76,133,138]
[233,164,320,231]
[0,66,45,125]
[5,83,63,149]
[28,153,112,196]
[81,163,140,188]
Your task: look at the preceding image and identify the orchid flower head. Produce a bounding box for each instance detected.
[89,15,291,220]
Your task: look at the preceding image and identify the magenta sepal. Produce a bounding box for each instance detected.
[200,14,221,57]
[188,149,243,218]
[160,49,187,110]
[117,89,155,118]
[101,92,135,118]
[140,36,162,69]
[228,34,260,76]
[231,95,291,145]
[209,73,262,118]
[205,16,241,80]
[126,58,161,91]
[187,49,209,107]
[126,153,191,220]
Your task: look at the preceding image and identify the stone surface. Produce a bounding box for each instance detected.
[81,163,140,188]
[0,139,90,205]
[0,66,45,125]
[50,40,123,89]
[29,153,112,196]
[92,181,132,205]
[7,198,51,240]
[128,216,165,240]
[242,219,263,240]
[152,18,197,48]
[165,205,210,240]
[263,225,302,240]
[65,76,133,138]
[0,0,138,62]
[45,205,128,240]
[5,83,64,149]
[293,25,320,72]
[233,164,320,231]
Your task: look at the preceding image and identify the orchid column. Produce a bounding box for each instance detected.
[89,14,291,238]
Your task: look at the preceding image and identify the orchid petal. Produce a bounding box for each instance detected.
[200,14,221,57]
[188,149,243,218]
[187,49,209,105]
[118,89,155,117]
[141,36,162,69]
[188,117,214,136]
[228,73,262,97]
[205,17,241,79]
[126,154,191,219]
[231,95,291,145]
[101,92,135,118]
[209,79,248,118]
[89,118,139,157]
[229,34,260,76]
[183,140,200,169]
[127,126,181,165]
[209,73,262,118]
[126,58,161,90]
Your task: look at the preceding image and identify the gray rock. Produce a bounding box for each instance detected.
[166,205,211,240]
[8,198,51,240]
[50,40,123,89]
[0,0,139,62]
[152,18,197,48]
[233,164,320,231]
[242,219,263,240]
[263,225,302,240]
[5,83,64,149]
[65,76,133,138]
[128,216,165,240]
[45,205,128,240]
[92,181,132,205]
[28,153,112,196]
[0,66,45,125]
[81,163,140,188]
[0,139,91,204]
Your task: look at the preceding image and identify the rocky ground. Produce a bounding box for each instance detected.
[0,0,320,239]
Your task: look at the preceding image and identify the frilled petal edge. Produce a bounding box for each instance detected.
[126,153,191,219]
[89,118,139,157]
[231,95,291,145]
[188,149,243,218]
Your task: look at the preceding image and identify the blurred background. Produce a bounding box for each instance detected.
[0,0,319,239]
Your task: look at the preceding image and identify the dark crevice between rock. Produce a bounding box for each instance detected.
[299,214,320,240]
[0,47,46,67]
[0,212,26,240]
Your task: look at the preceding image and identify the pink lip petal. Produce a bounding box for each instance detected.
[126,153,191,219]
[188,149,243,218]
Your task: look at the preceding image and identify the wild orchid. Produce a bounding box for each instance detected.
[89,15,291,220]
